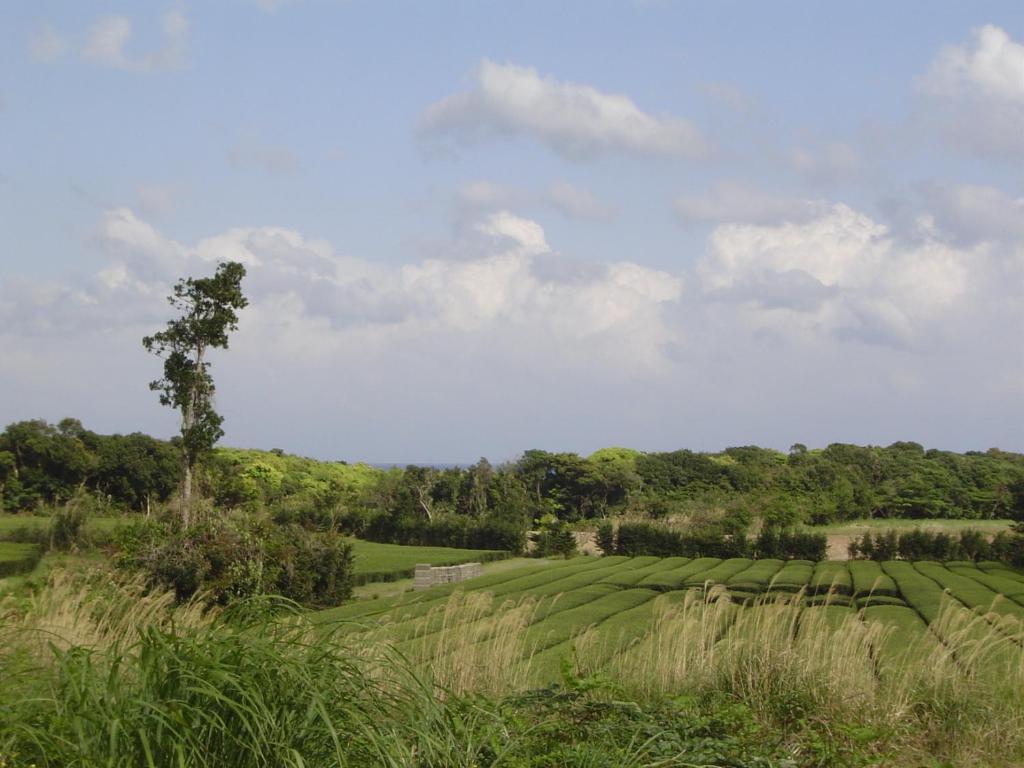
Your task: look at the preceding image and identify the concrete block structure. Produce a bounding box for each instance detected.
[413,562,483,590]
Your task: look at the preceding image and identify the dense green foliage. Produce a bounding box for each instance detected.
[0,418,177,512]
[0,604,800,768]
[116,515,354,606]
[5,556,1024,766]
[143,260,248,517]
[4,418,1024,557]
[848,527,1024,565]
[607,521,826,560]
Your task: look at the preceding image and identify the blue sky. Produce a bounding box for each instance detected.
[1,2,1022,462]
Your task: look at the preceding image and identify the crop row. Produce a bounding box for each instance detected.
[321,554,1024,687]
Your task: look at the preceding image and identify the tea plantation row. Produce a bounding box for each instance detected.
[319,555,1024,685]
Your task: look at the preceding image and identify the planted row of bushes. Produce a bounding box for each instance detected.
[848,528,1024,565]
[598,521,826,561]
[359,513,527,554]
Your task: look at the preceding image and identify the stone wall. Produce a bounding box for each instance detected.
[413,562,483,590]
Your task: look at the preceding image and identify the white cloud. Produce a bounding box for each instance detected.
[29,24,66,63]
[698,203,989,346]
[458,179,613,221]
[2,209,682,375]
[924,24,1024,103]
[82,11,187,72]
[920,182,1024,245]
[420,60,707,160]
[674,181,827,226]
[919,24,1024,157]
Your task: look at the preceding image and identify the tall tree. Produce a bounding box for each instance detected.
[143,261,247,525]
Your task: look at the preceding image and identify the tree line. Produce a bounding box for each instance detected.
[4,418,1024,530]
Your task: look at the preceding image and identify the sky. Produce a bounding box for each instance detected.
[1,1,1022,463]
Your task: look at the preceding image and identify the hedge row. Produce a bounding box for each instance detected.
[361,515,526,554]
[849,528,1024,565]
[602,522,826,561]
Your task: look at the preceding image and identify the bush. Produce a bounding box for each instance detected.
[753,528,826,560]
[596,521,616,555]
[49,504,88,552]
[118,516,354,606]
[614,522,817,559]
[847,528,1023,565]
[361,513,526,554]
[532,520,577,558]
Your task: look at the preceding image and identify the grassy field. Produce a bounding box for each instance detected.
[347,538,509,585]
[5,554,1024,765]
[319,555,1024,686]
[804,517,1014,535]
[306,553,1024,763]
[0,541,43,577]
[0,514,128,535]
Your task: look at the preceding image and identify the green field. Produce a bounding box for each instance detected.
[347,539,509,584]
[0,514,128,535]
[0,541,43,577]
[320,555,1024,688]
[804,518,1014,535]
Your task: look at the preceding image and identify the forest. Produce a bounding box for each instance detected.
[3,418,1023,527]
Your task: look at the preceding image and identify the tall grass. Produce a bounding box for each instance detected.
[3,573,1024,766]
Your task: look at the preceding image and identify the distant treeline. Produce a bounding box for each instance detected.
[3,419,1024,538]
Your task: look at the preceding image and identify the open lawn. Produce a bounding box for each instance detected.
[804,518,1014,535]
[347,538,510,585]
[0,514,129,535]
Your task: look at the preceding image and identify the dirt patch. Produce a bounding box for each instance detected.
[826,535,854,560]
[574,531,601,556]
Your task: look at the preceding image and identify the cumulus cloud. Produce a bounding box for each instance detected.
[924,24,1024,103]
[674,181,827,227]
[698,203,992,346]
[420,60,707,160]
[919,182,1024,245]
[458,180,614,221]
[82,10,187,72]
[1,208,681,374]
[919,24,1024,157]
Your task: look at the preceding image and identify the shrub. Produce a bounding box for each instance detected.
[754,528,826,560]
[596,521,616,555]
[361,512,526,554]
[848,528,1016,564]
[118,516,354,606]
[49,504,88,552]
[532,519,577,558]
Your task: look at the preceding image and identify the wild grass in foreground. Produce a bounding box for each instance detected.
[2,572,1024,767]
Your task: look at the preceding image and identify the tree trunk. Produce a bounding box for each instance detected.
[179,346,203,528]
[181,459,192,528]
